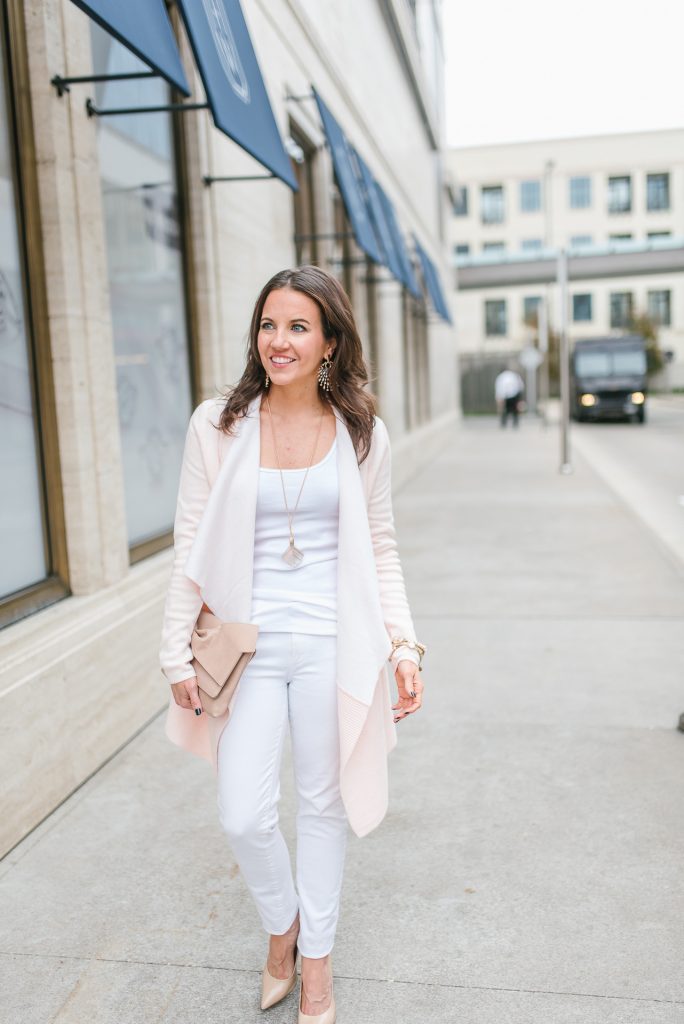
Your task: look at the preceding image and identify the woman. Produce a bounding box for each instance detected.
[159,266,426,1023]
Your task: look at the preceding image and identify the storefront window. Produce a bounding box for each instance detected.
[90,23,193,551]
[0,26,48,599]
[290,124,318,267]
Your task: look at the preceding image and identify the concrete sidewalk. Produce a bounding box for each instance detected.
[2,416,684,1024]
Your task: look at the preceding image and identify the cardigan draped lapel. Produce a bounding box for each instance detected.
[165,394,398,837]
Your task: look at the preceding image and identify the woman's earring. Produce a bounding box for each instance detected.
[317,354,332,391]
[264,371,270,388]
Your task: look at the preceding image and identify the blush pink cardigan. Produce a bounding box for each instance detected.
[159,395,420,837]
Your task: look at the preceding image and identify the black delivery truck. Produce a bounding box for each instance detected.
[570,335,648,424]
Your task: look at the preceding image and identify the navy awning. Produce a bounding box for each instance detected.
[313,89,383,264]
[177,0,297,191]
[67,0,190,95]
[375,187,421,299]
[413,236,453,324]
[352,149,407,288]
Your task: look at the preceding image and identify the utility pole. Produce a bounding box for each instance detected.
[557,248,572,474]
[538,298,549,428]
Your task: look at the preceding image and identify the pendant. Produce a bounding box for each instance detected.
[282,540,304,567]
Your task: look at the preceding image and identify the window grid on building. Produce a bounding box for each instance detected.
[453,185,468,216]
[646,173,669,212]
[481,185,504,225]
[570,235,593,248]
[520,179,541,212]
[647,289,671,326]
[523,296,541,325]
[485,299,507,335]
[572,293,593,322]
[610,291,633,328]
[569,176,591,208]
[607,175,632,214]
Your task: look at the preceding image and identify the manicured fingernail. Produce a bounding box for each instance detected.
[195,708,202,716]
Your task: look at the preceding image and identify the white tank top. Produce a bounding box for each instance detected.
[251,438,338,634]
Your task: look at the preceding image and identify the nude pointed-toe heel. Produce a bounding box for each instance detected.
[260,944,299,1011]
[297,963,336,1024]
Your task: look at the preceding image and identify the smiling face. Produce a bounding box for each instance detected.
[257,287,336,388]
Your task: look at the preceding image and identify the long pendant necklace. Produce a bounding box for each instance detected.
[265,395,325,567]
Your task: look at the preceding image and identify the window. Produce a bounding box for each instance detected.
[520,180,541,212]
[610,291,633,328]
[483,241,505,254]
[608,176,631,214]
[521,239,543,252]
[523,296,541,325]
[648,231,671,240]
[576,349,646,377]
[609,233,632,246]
[572,294,593,322]
[91,23,194,553]
[454,243,470,257]
[485,299,507,336]
[647,173,669,211]
[453,185,468,216]
[569,176,591,208]
[570,235,593,248]
[290,124,318,266]
[481,185,504,224]
[648,290,671,326]
[0,20,51,603]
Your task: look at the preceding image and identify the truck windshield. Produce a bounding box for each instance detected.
[575,350,647,377]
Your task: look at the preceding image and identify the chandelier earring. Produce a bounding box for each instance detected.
[318,353,333,392]
[264,370,271,388]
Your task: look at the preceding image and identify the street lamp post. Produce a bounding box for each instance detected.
[557,248,573,474]
[538,298,549,428]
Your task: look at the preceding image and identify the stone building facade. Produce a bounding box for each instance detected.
[0,0,456,855]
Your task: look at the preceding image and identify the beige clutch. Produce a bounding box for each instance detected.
[190,608,258,718]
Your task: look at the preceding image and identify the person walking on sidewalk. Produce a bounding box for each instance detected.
[159,265,426,1023]
[495,364,525,428]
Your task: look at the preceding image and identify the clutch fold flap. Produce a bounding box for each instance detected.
[191,623,258,697]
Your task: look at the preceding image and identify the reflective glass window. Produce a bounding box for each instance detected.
[610,291,633,328]
[520,180,541,212]
[0,28,48,598]
[523,296,541,325]
[608,176,631,214]
[648,289,671,326]
[481,186,504,224]
[90,24,193,549]
[572,294,593,322]
[569,176,591,208]
[485,299,507,335]
[646,173,669,211]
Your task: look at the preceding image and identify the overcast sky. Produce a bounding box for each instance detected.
[443,0,683,148]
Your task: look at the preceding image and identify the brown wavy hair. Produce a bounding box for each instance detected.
[217,266,378,463]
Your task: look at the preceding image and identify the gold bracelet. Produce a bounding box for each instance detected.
[390,637,426,670]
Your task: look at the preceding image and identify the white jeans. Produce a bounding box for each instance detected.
[216,630,348,958]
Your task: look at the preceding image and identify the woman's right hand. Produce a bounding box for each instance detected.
[171,676,203,715]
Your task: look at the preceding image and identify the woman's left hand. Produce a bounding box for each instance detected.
[392,661,424,723]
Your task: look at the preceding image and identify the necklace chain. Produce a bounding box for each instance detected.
[265,394,325,564]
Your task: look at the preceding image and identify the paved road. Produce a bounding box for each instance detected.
[1,415,683,1023]
[570,394,684,568]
